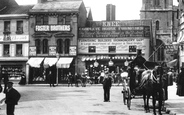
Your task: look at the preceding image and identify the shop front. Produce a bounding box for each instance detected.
[27,57,75,84]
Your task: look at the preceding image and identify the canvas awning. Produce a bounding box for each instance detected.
[44,58,58,67]
[56,57,73,68]
[167,59,178,67]
[27,57,44,68]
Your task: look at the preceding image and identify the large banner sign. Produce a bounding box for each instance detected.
[35,25,71,32]
[78,38,149,54]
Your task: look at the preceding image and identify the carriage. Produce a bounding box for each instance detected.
[121,57,167,115]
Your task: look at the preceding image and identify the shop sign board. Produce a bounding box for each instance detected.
[35,25,71,32]
[0,35,29,42]
[29,47,36,56]
[78,38,149,54]
[78,26,150,38]
[49,46,57,56]
[69,46,77,56]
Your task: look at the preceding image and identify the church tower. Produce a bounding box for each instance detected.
[140,0,178,63]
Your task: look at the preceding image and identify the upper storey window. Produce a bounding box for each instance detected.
[154,0,160,6]
[58,15,71,25]
[4,21,10,32]
[16,21,23,34]
[156,21,159,30]
[36,15,48,25]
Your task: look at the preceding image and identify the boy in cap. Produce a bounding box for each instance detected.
[0,81,21,115]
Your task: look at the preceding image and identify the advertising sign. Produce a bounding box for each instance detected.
[29,47,36,56]
[49,46,57,56]
[69,46,77,56]
[78,38,149,54]
[35,25,71,32]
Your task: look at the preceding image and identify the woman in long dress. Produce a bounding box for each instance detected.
[176,68,184,96]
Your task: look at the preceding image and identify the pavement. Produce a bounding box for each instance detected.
[164,82,184,115]
[0,82,182,115]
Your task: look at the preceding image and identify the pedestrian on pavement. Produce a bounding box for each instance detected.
[0,81,21,115]
[2,70,9,93]
[102,71,112,102]
[18,72,26,85]
[67,72,74,87]
[176,68,184,96]
[48,71,55,87]
[74,73,79,87]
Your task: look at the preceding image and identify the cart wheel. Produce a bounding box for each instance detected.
[127,88,131,110]
[122,91,126,105]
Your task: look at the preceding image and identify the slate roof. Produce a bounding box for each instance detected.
[0,5,34,14]
[30,1,83,13]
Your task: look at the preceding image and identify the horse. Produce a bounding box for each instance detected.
[137,67,164,115]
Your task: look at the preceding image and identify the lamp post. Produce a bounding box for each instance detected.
[56,53,59,86]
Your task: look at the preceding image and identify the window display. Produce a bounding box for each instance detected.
[1,65,23,80]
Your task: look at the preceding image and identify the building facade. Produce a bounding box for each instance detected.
[77,20,152,76]
[27,0,87,84]
[106,4,116,21]
[140,0,178,65]
[0,0,33,83]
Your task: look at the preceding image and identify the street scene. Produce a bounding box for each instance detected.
[0,83,183,115]
[0,0,184,115]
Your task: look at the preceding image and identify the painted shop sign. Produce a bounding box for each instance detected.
[35,25,71,32]
[69,46,77,56]
[29,47,36,56]
[49,46,57,56]
[0,35,29,41]
[78,26,150,38]
[78,38,149,54]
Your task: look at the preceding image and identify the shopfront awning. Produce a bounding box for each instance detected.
[56,57,73,68]
[44,58,58,67]
[27,57,44,68]
[167,59,178,68]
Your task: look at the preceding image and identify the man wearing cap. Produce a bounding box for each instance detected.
[1,81,21,115]
[102,71,112,102]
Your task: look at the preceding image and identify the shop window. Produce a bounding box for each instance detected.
[65,16,71,25]
[1,65,23,79]
[89,46,96,53]
[3,44,9,56]
[43,39,48,54]
[64,39,70,54]
[109,46,116,53]
[57,39,63,53]
[16,44,22,56]
[36,15,48,25]
[4,21,10,32]
[58,15,65,24]
[16,21,23,34]
[35,39,41,54]
[156,39,164,61]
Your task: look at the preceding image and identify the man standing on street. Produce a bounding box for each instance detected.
[1,81,21,115]
[102,71,112,102]
[48,71,55,87]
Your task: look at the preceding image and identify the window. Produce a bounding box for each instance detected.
[156,21,159,30]
[43,39,48,54]
[156,39,164,61]
[109,46,116,53]
[57,39,63,53]
[164,0,168,9]
[36,15,48,25]
[64,39,70,54]
[88,46,96,53]
[16,21,23,34]
[16,44,22,56]
[58,15,65,24]
[154,0,160,6]
[3,44,9,56]
[35,39,41,54]
[4,21,10,32]
[129,45,137,52]
[65,16,71,25]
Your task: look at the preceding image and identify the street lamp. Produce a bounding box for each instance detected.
[56,53,59,86]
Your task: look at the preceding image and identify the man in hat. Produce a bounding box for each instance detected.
[102,71,112,102]
[0,81,21,115]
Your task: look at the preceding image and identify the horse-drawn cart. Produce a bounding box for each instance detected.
[121,60,167,115]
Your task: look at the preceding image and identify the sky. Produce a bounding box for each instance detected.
[15,0,178,21]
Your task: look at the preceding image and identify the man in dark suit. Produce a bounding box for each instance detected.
[103,71,112,102]
[1,81,21,115]
[48,71,55,87]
